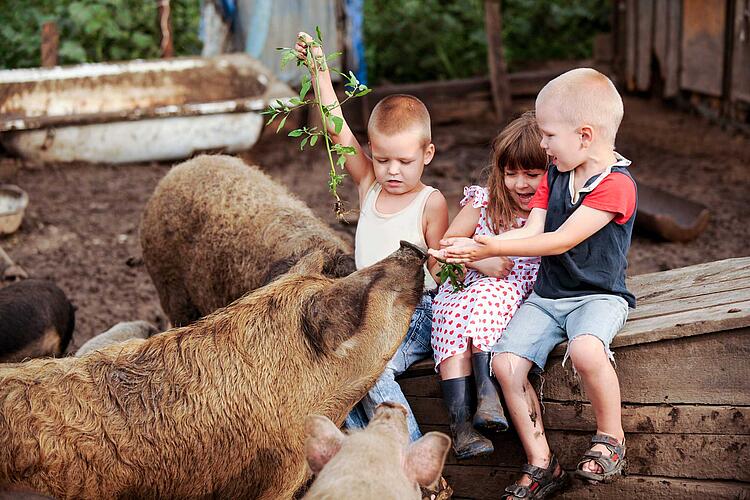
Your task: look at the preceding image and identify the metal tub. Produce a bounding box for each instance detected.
[0,54,293,164]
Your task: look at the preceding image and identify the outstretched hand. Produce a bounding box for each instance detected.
[428,235,501,264]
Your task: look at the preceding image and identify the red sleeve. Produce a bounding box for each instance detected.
[582,172,637,224]
[528,172,549,210]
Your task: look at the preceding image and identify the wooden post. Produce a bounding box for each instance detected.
[484,0,512,123]
[41,21,59,67]
[158,0,174,58]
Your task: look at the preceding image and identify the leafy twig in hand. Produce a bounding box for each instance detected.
[436,259,466,293]
[262,27,371,221]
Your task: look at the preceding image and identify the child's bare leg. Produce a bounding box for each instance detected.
[493,352,553,484]
[568,334,624,474]
[438,349,472,380]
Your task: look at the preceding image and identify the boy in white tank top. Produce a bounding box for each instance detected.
[296,33,448,441]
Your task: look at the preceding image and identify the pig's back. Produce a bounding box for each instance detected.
[141,155,353,323]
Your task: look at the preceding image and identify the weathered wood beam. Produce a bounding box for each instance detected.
[406,397,750,435]
[41,22,59,68]
[400,329,750,405]
[158,0,174,58]
[484,0,512,123]
[421,425,750,481]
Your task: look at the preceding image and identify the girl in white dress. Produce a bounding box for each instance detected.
[431,111,548,459]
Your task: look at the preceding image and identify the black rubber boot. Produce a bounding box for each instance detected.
[440,376,494,460]
[472,352,509,432]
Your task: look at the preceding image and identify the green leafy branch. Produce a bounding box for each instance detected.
[262,27,371,220]
[436,259,466,293]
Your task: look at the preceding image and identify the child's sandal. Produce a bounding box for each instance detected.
[574,434,627,483]
[501,453,569,499]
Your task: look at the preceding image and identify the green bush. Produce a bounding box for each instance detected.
[0,0,201,69]
[364,0,611,84]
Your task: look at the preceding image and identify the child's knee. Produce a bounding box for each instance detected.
[491,352,530,386]
[568,334,610,373]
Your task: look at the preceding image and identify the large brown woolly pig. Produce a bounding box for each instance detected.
[141,154,355,326]
[0,243,425,499]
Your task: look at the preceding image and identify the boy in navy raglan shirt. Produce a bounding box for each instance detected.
[432,68,636,499]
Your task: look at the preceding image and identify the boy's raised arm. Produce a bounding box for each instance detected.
[295,33,375,195]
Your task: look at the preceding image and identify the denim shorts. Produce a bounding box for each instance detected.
[491,291,629,370]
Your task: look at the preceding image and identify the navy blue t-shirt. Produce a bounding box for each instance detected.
[528,157,637,308]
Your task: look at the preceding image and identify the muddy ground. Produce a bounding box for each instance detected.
[1,95,748,351]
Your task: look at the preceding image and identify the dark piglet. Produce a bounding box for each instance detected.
[0,279,74,362]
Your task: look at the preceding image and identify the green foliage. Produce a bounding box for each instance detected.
[363,0,611,84]
[0,0,201,69]
[364,0,487,83]
[437,261,466,293]
[263,29,371,220]
[503,0,611,64]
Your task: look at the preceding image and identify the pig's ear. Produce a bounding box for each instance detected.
[301,271,378,354]
[304,415,345,475]
[403,432,451,488]
[289,250,327,275]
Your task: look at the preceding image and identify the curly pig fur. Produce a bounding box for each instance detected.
[140,154,355,327]
[0,245,425,499]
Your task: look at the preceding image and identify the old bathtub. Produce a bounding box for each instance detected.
[0,54,294,164]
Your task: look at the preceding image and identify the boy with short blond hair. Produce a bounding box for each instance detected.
[434,68,636,498]
[295,33,448,442]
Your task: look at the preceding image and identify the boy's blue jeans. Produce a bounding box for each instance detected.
[345,291,433,441]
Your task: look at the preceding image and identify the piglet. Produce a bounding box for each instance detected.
[0,279,74,362]
[304,402,451,500]
[75,320,158,357]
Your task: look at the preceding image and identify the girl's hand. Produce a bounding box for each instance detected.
[468,257,514,278]
[438,236,475,249]
[436,234,503,263]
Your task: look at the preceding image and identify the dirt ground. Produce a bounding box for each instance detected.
[1,95,748,352]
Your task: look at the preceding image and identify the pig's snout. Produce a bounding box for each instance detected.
[398,241,427,262]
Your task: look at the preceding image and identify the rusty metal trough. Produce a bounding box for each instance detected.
[0,54,294,164]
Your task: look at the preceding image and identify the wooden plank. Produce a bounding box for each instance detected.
[545,329,750,405]
[423,426,750,481]
[664,0,681,97]
[625,288,748,322]
[445,466,750,500]
[362,64,588,105]
[627,257,750,303]
[402,329,750,404]
[484,0,512,123]
[627,275,750,308]
[628,286,750,321]
[653,0,669,78]
[680,0,727,96]
[731,0,750,103]
[40,22,59,68]
[605,298,750,349]
[636,0,655,91]
[625,0,638,90]
[158,0,174,58]
[612,0,628,81]
[407,397,750,435]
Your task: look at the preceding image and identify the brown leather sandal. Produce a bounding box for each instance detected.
[501,453,569,499]
[574,434,627,483]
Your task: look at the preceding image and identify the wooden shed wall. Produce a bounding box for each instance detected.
[614,0,750,124]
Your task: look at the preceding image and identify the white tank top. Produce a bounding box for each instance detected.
[355,182,438,290]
